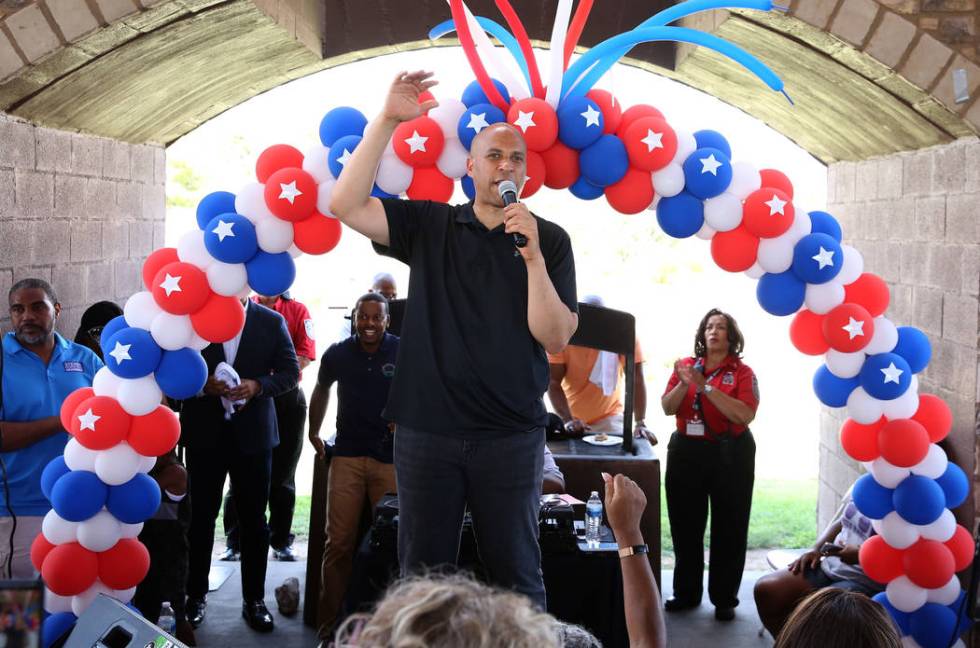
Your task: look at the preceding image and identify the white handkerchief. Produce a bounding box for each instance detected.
[588,351,619,396]
[215,361,246,419]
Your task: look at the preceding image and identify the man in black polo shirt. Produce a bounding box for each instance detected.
[329,70,578,609]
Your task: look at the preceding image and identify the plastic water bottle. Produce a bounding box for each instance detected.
[586,491,603,547]
[158,601,176,635]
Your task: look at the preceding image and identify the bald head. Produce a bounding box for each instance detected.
[470,122,526,155]
[371,273,397,301]
[466,123,528,208]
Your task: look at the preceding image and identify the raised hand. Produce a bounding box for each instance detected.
[383,71,440,123]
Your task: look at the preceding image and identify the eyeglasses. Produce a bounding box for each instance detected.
[87,326,104,340]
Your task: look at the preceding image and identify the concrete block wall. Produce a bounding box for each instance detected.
[0,111,165,340]
[818,137,980,530]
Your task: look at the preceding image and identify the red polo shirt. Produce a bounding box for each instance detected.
[253,296,316,378]
[663,355,758,440]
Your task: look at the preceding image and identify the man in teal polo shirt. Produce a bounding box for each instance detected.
[0,278,102,577]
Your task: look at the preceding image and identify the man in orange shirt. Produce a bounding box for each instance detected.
[547,296,654,442]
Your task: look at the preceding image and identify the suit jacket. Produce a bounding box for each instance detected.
[179,301,299,454]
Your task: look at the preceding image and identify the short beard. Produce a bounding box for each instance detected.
[15,328,51,346]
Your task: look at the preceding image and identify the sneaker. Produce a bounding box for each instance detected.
[218,547,241,561]
[272,546,297,562]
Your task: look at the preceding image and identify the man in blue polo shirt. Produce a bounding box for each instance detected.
[0,278,102,577]
[307,292,398,641]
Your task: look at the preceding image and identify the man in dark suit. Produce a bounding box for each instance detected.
[180,298,299,632]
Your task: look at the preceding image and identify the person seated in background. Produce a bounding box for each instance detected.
[541,444,565,495]
[773,588,901,648]
[753,484,881,637]
[369,273,398,301]
[547,295,653,443]
[73,301,123,361]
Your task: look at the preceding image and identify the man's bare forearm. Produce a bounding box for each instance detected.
[0,417,63,451]
[526,258,577,354]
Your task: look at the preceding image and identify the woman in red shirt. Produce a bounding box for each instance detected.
[661,309,759,622]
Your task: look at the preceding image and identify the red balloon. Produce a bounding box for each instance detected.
[789,309,829,355]
[151,261,211,316]
[263,167,319,222]
[128,406,180,457]
[294,213,342,255]
[605,168,654,214]
[858,535,905,584]
[710,226,759,273]
[586,89,622,134]
[844,273,889,317]
[507,98,558,152]
[616,104,664,138]
[98,538,150,590]
[540,142,579,189]
[255,144,304,184]
[141,248,179,292]
[71,395,132,450]
[912,394,953,443]
[418,90,436,114]
[406,167,454,202]
[904,539,955,589]
[822,303,875,353]
[759,168,794,199]
[190,293,246,343]
[742,188,794,239]
[393,116,445,168]
[30,533,55,572]
[624,117,677,172]
[840,417,883,462]
[60,387,95,433]
[878,419,930,467]
[42,543,99,596]
[946,525,973,571]
[521,151,546,198]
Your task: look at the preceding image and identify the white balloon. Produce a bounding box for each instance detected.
[77,510,122,552]
[865,316,898,355]
[652,163,684,198]
[847,387,883,424]
[44,589,73,614]
[256,216,294,254]
[804,281,845,314]
[866,457,911,489]
[375,155,413,196]
[116,375,163,417]
[149,312,193,351]
[113,586,137,604]
[288,243,303,259]
[926,575,963,605]
[139,453,157,473]
[784,209,812,244]
[206,260,248,297]
[187,332,210,351]
[838,245,864,286]
[757,235,795,274]
[672,130,697,164]
[647,194,661,211]
[95,442,143,486]
[882,378,919,419]
[825,349,865,378]
[744,262,765,279]
[123,291,162,331]
[429,98,467,139]
[71,580,113,617]
[302,144,332,184]
[911,444,949,480]
[918,507,956,542]
[703,192,742,232]
[42,510,78,545]
[120,522,144,539]
[727,162,761,200]
[436,137,470,179]
[872,511,919,548]
[887,576,927,613]
[316,177,338,216]
[235,182,274,224]
[92,367,122,398]
[176,229,213,270]
[64,438,98,472]
[695,222,716,240]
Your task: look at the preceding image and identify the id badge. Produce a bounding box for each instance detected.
[686,419,705,437]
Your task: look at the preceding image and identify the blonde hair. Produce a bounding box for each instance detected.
[334,574,561,648]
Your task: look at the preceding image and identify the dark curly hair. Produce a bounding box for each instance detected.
[693,308,744,359]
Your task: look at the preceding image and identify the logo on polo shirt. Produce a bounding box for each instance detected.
[63,361,84,373]
[382,363,396,378]
[304,319,315,340]
[722,372,735,386]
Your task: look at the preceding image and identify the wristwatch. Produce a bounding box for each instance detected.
[703,384,715,395]
[618,544,649,558]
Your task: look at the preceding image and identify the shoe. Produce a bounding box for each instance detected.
[218,547,241,561]
[664,597,700,612]
[243,600,275,632]
[272,546,297,562]
[186,597,206,628]
[175,619,197,646]
[715,606,736,621]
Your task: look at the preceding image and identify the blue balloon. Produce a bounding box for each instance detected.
[936,462,969,509]
[203,213,258,264]
[457,103,507,150]
[569,176,604,200]
[155,348,208,400]
[852,473,895,520]
[872,592,911,636]
[557,96,604,150]
[103,327,163,380]
[860,353,912,401]
[948,591,973,636]
[461,78,510,108]
[808,210,842,242]
[371,185,398,199]
[656,191,704,239]
[195,191,236,230]
[682,147,732,199]
[812,365,859,408]
[757,271,806,316]
[99,315,129,355]
[580,135,628,187]
[328,135,362,179]
[319,106,367,147]
[910,603,958,648]
[461,175,475,200]
[43,612,77,648]
[40,456,70,503]
[894,475,946,525]
[893,326,932,374]
[52,470,108,522]
[107,473,161,524]
[791,233,843,285]
[246,251,296,298]
[693,130,731,159]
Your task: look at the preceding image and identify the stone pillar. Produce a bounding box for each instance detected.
[0,111,166,339]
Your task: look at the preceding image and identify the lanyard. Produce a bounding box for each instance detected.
[691,358,725,416]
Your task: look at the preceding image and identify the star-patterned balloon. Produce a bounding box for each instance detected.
[263,167,319,222]
[792,233,843,285]
[70,396,131,451]
[203,213,258,264]
[102,327,163,380]
[556,95,604,150]
[860,353,912,400]
[457,103,506,150]
[150,261,211,316]
[682,147,732,199]
[623,116,677,172]
[393,116,445,167]
[507,98,557,152]
[823,303,875,353]
[742,188,794,239]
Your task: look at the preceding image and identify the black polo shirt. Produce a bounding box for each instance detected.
[374,198,577,438]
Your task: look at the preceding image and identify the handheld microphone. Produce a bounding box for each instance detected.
[498,180,527,248]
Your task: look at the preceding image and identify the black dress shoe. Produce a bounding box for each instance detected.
[664,597,700,612]
[272,546,296,562]
[243,600,274,632]
[715,606,736,621]
[218,547,241,561]
[186,597,206,628]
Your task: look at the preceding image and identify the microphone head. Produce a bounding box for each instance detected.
[497,180,518,198]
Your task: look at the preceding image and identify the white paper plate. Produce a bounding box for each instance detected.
[582,434,622,447]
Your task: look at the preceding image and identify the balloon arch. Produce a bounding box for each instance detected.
[34,1,972,646]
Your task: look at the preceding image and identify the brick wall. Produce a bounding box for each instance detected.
[0,111,165,340]
[818,137,980,530]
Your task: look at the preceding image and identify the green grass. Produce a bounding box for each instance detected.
[293,495,312,540]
